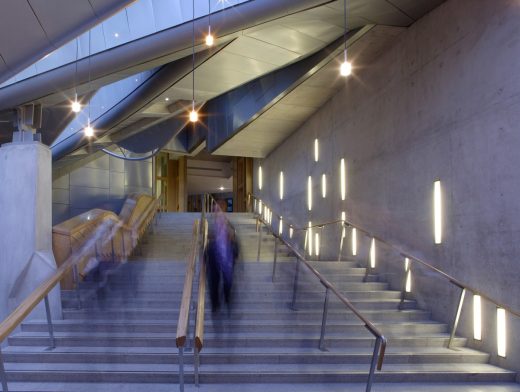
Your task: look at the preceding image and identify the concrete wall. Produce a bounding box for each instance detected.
[52,155,153,224]
[255,0,520,374]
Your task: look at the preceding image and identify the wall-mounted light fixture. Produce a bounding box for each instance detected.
[314,138,319,162]
[308,222,313,256]
[370,238,376,268]
[322,174,327,198]
[258,166,263,190]
[279,171,284,200]
[473,295,482,341]
[352,228,357,256]
[404,258,412,293]
[340,159,346,201]
[434,180,442,244]
[497,308,506,358]
[307,176,313,211]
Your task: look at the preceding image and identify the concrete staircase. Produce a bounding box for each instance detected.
[0,212,518,391]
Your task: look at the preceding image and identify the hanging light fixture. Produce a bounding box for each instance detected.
[340,0,352,77]
[189,0,199,123]
[71,37,81,113]
[84,29,95,138]
[205,0,214,46]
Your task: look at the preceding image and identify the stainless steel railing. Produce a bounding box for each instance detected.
[251,198,386,392]
[249,193,520,358]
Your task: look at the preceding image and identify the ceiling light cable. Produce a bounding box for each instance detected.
[340,0,352,77]
[190,0,198,122]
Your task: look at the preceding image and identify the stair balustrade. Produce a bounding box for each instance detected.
[250,195,386,392]
[248,193,520,377]
[0,194,159,392]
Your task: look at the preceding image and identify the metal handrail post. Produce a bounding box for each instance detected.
[194,347,200,387]
[448,287,466,349]
[0,347,8,392]
[72,264,81,309]
[257,221,262,262]
[111,238,116,262]
[272,238,278,282]
[43,295,55,349]
[338,224,344,262]
[290,258,301,310]
[318,287,330,351]
[398,261,409,310]
[178,347,184,392]
[366,337,382,392]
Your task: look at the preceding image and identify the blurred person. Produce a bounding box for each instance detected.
[205,207,239,313]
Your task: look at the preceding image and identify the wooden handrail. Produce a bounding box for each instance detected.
[250,194,520,319]
[194,253,207,352]
[176,219,200,348]
[0,195,159,345]
[0,252,78,343]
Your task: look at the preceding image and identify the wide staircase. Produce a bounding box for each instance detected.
[0,212,518,391]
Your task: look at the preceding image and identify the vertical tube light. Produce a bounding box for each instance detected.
[321,174,327,198]
[314,138,319,162]
[497,308,507,357]
[315,233,320,257]
[307,176,313,211]
[259,201,263,214]
[308,222,313,256]
[279,171,284,200]
[434,180,442,244]
[258,166,263,190]
[290,226,294,239]
[473,295,482,341]
[404,258,412,293]
[279,217,283,236]
[370,238,376,268]
[340,159,346,201]
[352,228,357,256]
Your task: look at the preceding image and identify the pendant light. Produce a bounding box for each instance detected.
[340,0,352,77]
[71,37,81,113]
[189,0,198,123]
[205,0,214,47]
[84,29,95,137]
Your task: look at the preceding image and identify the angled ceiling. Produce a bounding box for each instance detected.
[0,0,446,174]
[0,0,135,84]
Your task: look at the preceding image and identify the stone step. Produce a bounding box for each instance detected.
[61,309,432,322]
[8,332,467,349]
[21,320,445,335]
[0,362,514,383]
[2,382,520,392]
[60,299,415,312]
[2,346,488,365]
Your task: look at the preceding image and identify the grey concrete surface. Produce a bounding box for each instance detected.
[52,154,152,224]
[255,0,520,375]
[0,142,61,325]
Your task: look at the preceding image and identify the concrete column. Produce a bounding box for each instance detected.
[0,141,62,323]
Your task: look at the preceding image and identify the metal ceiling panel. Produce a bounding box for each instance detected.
[246,25,328,55]
[222,37,301,67]
[326,0,414,26]
[0,0,135,84]
[28,0,95,44]
[386,0,446,21]
[214,25,406,158]
[0,1,47,65]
